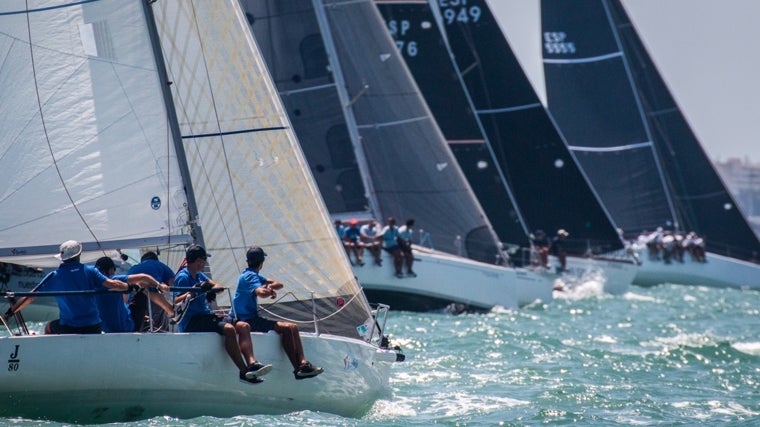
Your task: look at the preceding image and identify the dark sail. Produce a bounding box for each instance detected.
[542,0,760,261]
[242,0,501,262]
[240,1,368,215]
[377,0,625,257]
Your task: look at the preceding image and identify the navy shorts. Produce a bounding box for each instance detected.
[185,313,228,334]
[48,319,102,334]
[243,316,277,333]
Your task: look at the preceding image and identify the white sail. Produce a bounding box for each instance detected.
[0,0,190,267]
[153,1,363,306]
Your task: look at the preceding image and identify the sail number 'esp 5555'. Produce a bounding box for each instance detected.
[543,31,576,55]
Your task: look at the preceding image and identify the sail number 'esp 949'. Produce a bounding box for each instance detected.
[386,1,481,59]
[439,0,481,25]
[543,31,576,54]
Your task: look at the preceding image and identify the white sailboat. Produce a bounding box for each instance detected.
[539,0,760,289]
[240,0,555,311]
[0,0,399,423]
[374,0,638,296]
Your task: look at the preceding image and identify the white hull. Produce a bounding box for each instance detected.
[548,255,638,296]
[0,331,396,423]
[632,249,760,289]
[355,246,554,311]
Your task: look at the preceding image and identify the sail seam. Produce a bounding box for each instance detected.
[676,191,728,201]
[356,115,427,129]
[280,83,336,95]
[568,141,652,152]
[543,51,622,64]
[1,0,100,16]
[180,126,287,139]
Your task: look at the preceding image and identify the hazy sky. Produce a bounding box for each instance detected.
[491,0,760,164]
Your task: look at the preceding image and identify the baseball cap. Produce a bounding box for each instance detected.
[246,246,267,264]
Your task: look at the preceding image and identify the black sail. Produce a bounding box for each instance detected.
[542,0,760,261]
[242,0,501,262]
[377,1,625,257]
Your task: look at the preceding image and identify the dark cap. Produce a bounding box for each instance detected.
[140,251,159,262]
[185,245,208,262]
[246,246,267,265]
[95,256,116,272]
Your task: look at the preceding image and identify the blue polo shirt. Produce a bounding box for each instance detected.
[127,259,175,283]
[44,262,109,327]
[173,268,211,332]
[95,274,134,333]
[229,268,266,321]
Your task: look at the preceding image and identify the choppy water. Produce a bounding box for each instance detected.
[5,283,760,426]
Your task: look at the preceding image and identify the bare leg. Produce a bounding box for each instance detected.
[393,248,403,275]
[235,321,256,366]
[404,249,414,273]
[274,322,306,369]
[222,323,248,373]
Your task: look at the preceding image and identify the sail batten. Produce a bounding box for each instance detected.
[180,126,288,139]
[543,51,621,64]
[569,141,652,153]
[476,103,542,114]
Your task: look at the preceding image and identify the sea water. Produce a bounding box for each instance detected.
[4,283,760,426]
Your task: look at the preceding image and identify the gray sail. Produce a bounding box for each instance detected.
[241,0,501,262]
[541,0,760,261]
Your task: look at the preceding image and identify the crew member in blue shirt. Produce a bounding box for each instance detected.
[39,240,131,334]
[229,246,323,380]
[94,256,171,333]
[127,251,176,331]
[174,245,271,384]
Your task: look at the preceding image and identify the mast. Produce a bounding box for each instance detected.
[141,0,205,248]
[311,0,382,220]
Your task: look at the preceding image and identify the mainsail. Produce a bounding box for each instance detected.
[377,0,626,257]
[240,0,502,263]
[0,0,190,267]
[541,0,760,262]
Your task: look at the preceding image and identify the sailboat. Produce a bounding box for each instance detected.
[539,0,760,289]
[239,0,555,311]
[0,0,399,423]
[375,0,639,295]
